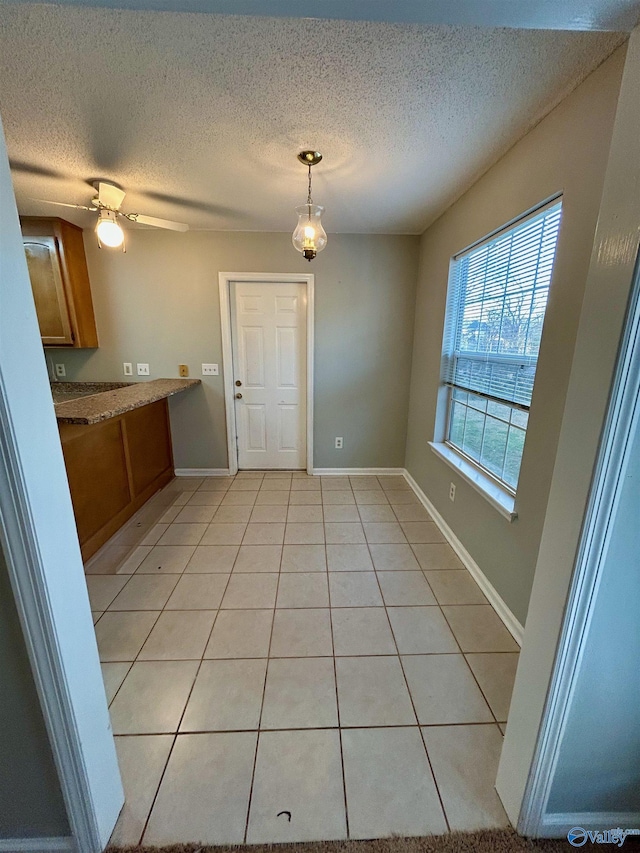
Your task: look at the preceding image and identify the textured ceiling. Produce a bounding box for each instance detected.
[0,4,625,234]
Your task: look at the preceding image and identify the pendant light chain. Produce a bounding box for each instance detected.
[307,164,313,205]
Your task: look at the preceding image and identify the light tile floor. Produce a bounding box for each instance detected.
[86,472,519,846]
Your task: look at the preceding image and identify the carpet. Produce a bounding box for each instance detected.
[105,827,589,853]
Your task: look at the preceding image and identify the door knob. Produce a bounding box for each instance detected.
[235,393,243,399]
[235,380,242,387]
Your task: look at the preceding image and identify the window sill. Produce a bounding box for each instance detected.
[428,442,518,522]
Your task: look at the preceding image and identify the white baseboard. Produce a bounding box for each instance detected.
[403,469,524,646]
[538,812,640,838]
[312,468,405,476]
[0,839,75,853]
[174,468,230,477]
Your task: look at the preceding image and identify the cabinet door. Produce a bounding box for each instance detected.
[23,237,74,345]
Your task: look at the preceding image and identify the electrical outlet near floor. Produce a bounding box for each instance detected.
[137,363,150,376]
[123,362,133,376]
[449,482,456,502]
[54,363,66,378]
[335,437,343,449]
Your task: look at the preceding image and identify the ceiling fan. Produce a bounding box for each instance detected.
[35,181,189,249]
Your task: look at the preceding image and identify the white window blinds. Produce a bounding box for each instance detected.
[442,200,562,410]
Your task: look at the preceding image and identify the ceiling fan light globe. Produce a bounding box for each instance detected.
[96,210,125,248]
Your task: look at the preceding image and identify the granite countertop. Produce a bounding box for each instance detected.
[54,378,201,424]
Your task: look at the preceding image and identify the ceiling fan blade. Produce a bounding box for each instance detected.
[33,199,95,211]
[97,182,126,210]
[130,213,189,232]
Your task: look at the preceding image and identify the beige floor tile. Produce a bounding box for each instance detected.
[110,660,198,734]
[387,607,458,654]
[465,653,519,722]
[326,543,373,572]
[392,503,433,522]
[137,545,196,574]
[264,471,292,479]
[221,573,278,609]
[92,611,103,624]
[285,522,325,544]
[156,523,206,546]
[181,659,267,731]
[138,610,216,660]
[242,522,285,545]
[158,505,181,524]
[260,479,291,491]
[110,734,174,846]
[324,522,366,544]
[281,544,327,572]
[247,729,346,844]
[235,472,264,481]
[331,608,396,655]
[442,605,519,652]
[270,608,333,657]
[336,656,415,726]
[349,476,380,490]
[422,725,509,830]
[220,491,258,506]
[115,546,153,575]
[498,722,506,735]
[401,521,446,544]
[342,727,447,839]
[321,477,351,490]
[425,571,487,605]
[165,574,229,610]
[364,522,407,544]
[230,479,264,491]
[144,732,256,844]
[186,491,224,506]
[211,505,253,523]
[291,478,321,491]
[108,575,179,611]
[412,543,465,571]
[323,504,361,522]
[95,611,159,662]
[369,543,421,571]
[86,575,130,611]
[185,545,238,573]
[288,490,321,505]
[321,491,356,505]
[174,505,217,524]
[277,573,329,608]
[377,571,437,606]
[329,572,383,607]
[200,523,247,546]
[379,476,411,489]
[250,505,288,523]
[139,524,168,546]
[101,662,131,704]
[205,609,273,659]
[357,504,396,522]
[261,657,338,729]
[233,544,282,573]
[287,505,323,523]
[169,476,204,491]
[256,490,291,505]
[386,490,419,504]
[402,654,493,724]
[198,478,233,491]
[85,544,134,574]
[354,490,389,505]
[170,492,191,506]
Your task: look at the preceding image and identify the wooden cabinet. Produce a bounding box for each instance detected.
[20,217,98,348]
[58,400,174,560]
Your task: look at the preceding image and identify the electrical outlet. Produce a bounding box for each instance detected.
[123,362,133,376]
[179,364,189,377]
[335,437,343,449]
[449,482,456,502]
[54,363,66,378]
[202,363,219,376]
[136,363,150,376]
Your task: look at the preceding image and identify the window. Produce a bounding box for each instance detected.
[440,198,562,494]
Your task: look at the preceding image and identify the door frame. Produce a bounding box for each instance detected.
[219,272,314,475]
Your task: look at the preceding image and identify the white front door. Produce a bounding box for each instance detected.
[230,281,307,470]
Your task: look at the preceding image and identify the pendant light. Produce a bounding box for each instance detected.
[292,150,327,262]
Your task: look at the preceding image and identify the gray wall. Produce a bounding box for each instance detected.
[49,232,419,470]
[404,46,626,627]
[0,545,69,839]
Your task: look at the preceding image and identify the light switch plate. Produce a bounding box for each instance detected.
[202,364,219,376]
[137,363,150,376]
[123,362,133,376]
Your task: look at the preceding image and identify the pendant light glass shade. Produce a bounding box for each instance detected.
[96,209,125,248]
[292,203,327,262]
